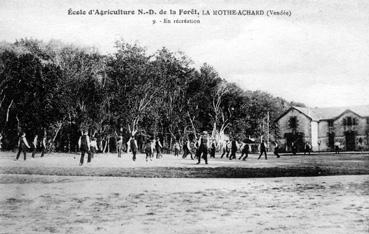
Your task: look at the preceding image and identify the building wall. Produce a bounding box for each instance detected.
[318,112,369,151]
[277,109,312,150]
[334,112,366,136]
[334,112,368,150]
[311,121,318,151]
[277,108,369,152]
[318,120,330,151]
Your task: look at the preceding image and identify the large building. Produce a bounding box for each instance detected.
[275,105,369,152]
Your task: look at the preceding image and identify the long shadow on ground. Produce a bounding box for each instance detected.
[1,166,369,178]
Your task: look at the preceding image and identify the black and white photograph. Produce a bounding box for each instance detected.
[0,0,368,233]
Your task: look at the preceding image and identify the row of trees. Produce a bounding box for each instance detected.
[0,38,303,152]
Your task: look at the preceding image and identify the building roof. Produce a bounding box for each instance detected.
[294,105,369,121]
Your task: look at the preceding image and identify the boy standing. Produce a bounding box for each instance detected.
[155,137,163,159]
[90,137,98,159]
[78,131,91,166]
[173,141,180,157]
[239,140,250,160]
[220,140,230,158]
[40,132,47,157]
[15,132,30,161]
[196,131,209,165]
[210,139,216,158]
[31,135,38,158]
[257,140,268,160]
[229,138,238,160]
[145,138,153,161]
[128,136,138,161]
[117,135,123,158]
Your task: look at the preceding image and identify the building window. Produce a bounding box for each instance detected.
[343,116,357,126]
[328,120,333,127]
[343,116,356,127]
[288,116,298,130]
[347,117,352,126]
[366,117,369,124]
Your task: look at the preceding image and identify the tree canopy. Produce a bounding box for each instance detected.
[0,38,301,151]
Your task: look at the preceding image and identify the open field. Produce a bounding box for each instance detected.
[1,152,368,233]
[0,151,369,178]
[1,174,368,234]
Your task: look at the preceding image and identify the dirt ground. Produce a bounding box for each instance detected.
[0,152,369,233]
[0,174,368,234]
[0,151,369,177]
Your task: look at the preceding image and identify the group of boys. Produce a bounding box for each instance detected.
[15,132,47,161]
[14,130,281,165]
[78,131,98,166]
[117,135,139,161]
[116,134,164,162]
[220,139,270,160]
[180,135,282,162]
[144,137,163,161]
[181,131,214,164]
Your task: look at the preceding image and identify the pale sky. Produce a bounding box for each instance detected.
[1,0,369,107]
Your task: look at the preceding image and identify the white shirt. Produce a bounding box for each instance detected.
[33,136,38,147]
[90,140,97,148]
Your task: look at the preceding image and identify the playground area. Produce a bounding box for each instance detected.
[0,151,368,178]
[0,174,368,234]
[1,151,369,233]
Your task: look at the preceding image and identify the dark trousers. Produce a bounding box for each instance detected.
[239,149,249,160]
[274,149,280,158]
[132,150,137,161]
[182,148,193,159]
[145,149,152,161]
[80,150,91,165]
[197,145,208,164]
[31,146,37,158]
[210,148,216,158]
[16,146,27,160]
[40,146,46,157]
[220,148,229,158]
[156,148,162,159]
[174,148,179,156]
[117,145,122,157]
[90,148,96,158]
[258,150,267,160]
[195,148,200,159]
[229,149,237,160]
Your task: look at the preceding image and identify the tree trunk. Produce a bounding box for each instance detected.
[103,139,107,153]
[52,123,63,143]
[5,99,13,123]
[187,111,197,139]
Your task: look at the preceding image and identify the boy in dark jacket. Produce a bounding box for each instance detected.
[15,132,31,161]
[78,131,91,166]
